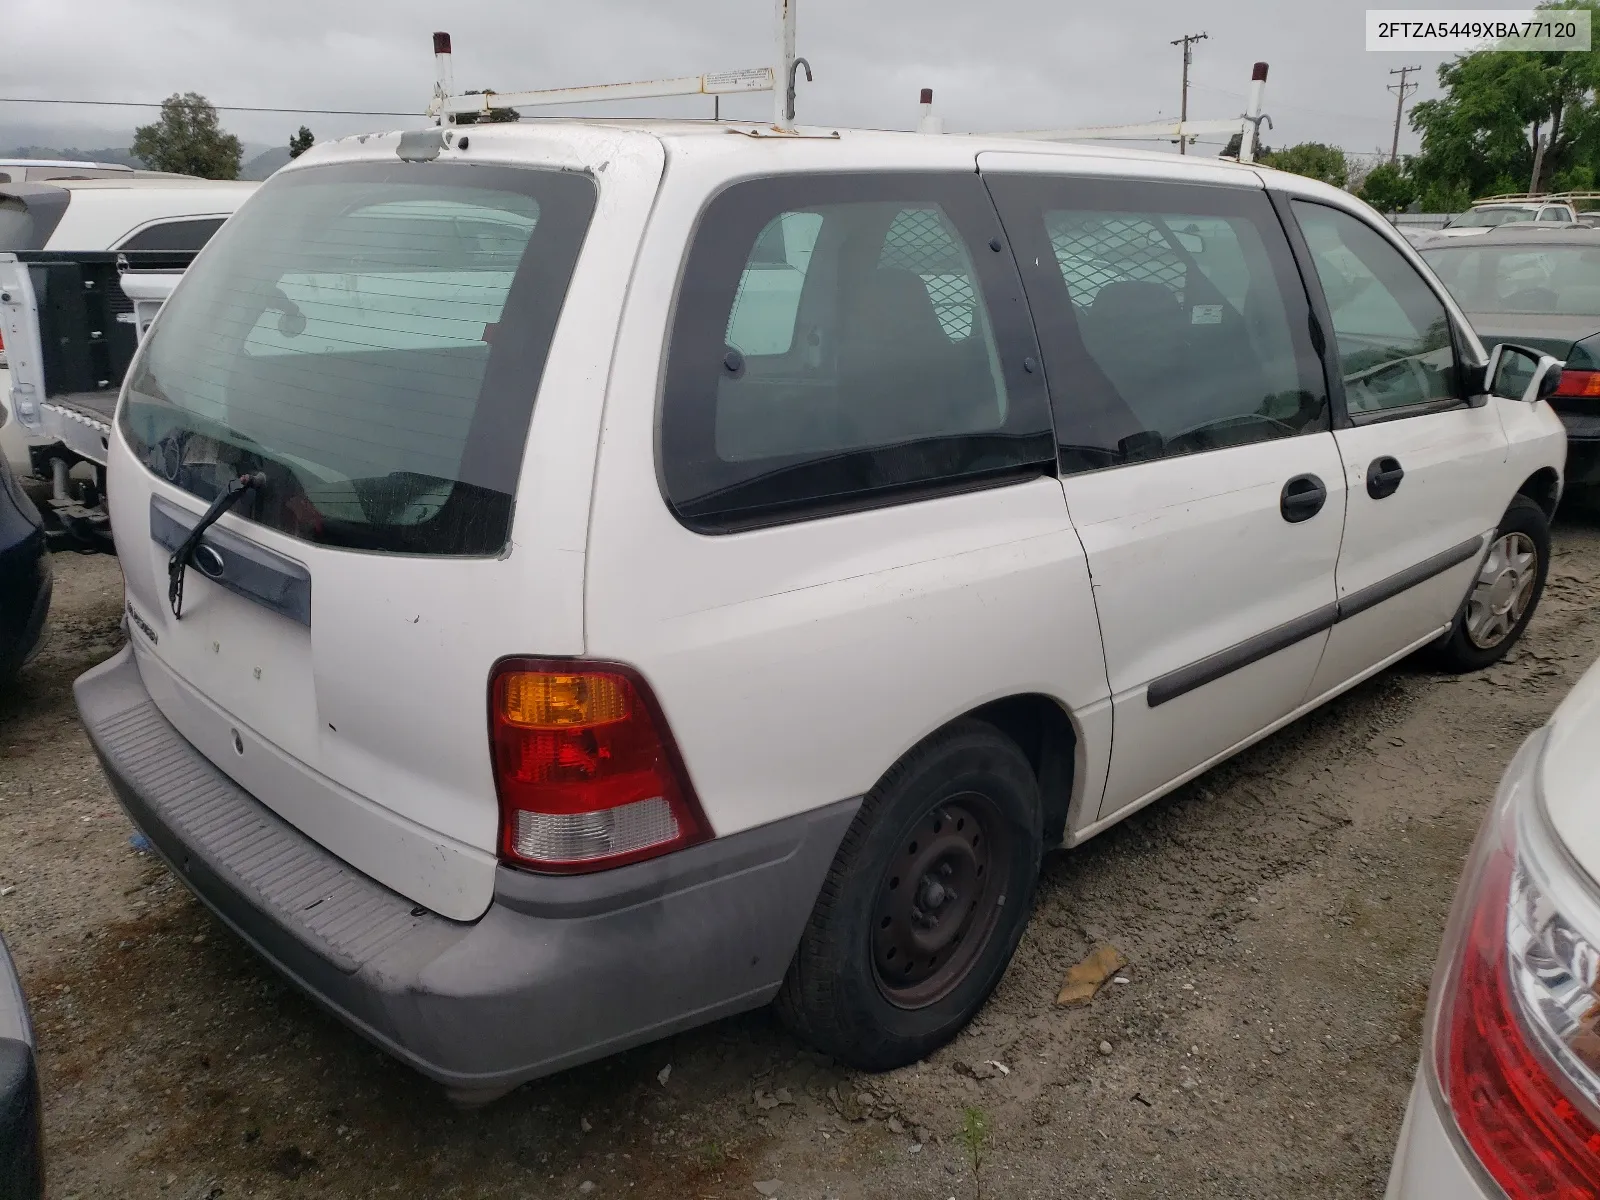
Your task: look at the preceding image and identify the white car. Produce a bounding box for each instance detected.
[1436,200,1580,238]
[1388,655,1600,1198]
[72,120,1566,1104]
[0,176,258,478]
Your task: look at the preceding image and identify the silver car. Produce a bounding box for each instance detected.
[1388,656,1600,1197]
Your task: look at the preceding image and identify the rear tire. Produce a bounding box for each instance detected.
[1428,494,1549,673]
[775,720,1042,1071]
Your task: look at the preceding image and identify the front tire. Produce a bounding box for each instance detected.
[775,720,1043,1071]
[1429,494,1549,673]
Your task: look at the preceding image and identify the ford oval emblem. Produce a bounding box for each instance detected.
[194,544,226,579]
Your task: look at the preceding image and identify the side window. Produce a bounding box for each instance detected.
[1538,207,1571,223]
[988,175,1328,474]
[1291,201,1460,418]
[117,217,227,252]
[661,175,1055,531]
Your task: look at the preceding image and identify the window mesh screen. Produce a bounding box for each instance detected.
[1045,213,1188,306]
[879,208,977,340]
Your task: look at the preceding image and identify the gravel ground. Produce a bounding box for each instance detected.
[4,520,1600,1200]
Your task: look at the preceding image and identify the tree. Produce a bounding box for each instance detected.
[131,93,242,179]
[1410,0,1600,201]
[1259,142,1350,188]
[454,90,521,124]
[1359,161,1421,211]
[288,126,315,159]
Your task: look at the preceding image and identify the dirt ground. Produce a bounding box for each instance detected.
[4,521,1600,1200]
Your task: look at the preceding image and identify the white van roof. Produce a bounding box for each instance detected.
[0,158,134,171]
[315,118,1265,184]
[41,178,258,251]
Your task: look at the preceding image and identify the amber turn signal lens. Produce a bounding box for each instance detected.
[499,671,629,729]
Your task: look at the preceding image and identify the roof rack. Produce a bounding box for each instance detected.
[1473,191,1600,205]
[980,62,1272,163]
[428,0,811,132]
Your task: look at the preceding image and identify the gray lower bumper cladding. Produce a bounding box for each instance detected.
[74,646,857,1096]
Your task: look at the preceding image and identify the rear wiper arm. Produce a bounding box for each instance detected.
[167,472,265,619]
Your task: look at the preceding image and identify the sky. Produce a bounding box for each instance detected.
[0,0,1464,161]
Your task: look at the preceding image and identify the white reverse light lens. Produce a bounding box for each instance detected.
[512,797,680,865]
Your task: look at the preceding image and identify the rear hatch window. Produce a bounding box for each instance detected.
[120,161,597,556]
[0,185,69,251]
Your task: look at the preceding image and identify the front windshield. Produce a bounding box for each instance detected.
[1448,208,1536,229]
[1422,243,1600,315]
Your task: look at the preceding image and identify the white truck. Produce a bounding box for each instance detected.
[0,176,255,546]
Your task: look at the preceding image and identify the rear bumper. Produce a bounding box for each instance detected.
[75,646,857,1096]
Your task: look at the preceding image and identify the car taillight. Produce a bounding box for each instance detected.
[488,659,710,873]
[1555,369,1600,399]
[1429,728,1600,1195]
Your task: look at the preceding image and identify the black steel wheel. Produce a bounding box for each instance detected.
[776,719,1043,1071]
[871,795,1013,1009]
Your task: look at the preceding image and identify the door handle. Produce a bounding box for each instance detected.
[1280,474,1328,523]
[1367,456,1405,499]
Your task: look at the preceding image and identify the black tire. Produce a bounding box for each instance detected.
[775,719,1043,1071]
[1428,494,1549,673]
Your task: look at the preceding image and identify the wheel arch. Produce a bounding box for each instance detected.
[964,693,1078,847]
[1516,467,1561,520]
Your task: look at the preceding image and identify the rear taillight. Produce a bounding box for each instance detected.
[1555,369,1600,399]
[1429,729,1600,1195]
[488,659,710,873]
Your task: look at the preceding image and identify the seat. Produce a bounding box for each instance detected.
[1077,280,1191,439]
[837,268,990,446]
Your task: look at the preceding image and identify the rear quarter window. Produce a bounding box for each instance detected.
[660,173,1056,532]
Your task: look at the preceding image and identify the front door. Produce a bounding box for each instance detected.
[1284,200,1511,700]
[984,161,1347,824]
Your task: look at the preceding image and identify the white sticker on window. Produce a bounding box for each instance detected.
[1191,304,1223,325]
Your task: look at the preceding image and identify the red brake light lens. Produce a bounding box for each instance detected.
[1555,369,1600,399]
[1439,849,1600,1194]
[488,659,710,873]
[1432,732,1600,1195]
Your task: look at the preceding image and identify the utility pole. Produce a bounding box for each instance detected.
[1172,32,1208,154]
[1388,65,1421,165]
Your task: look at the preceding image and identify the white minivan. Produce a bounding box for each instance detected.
[74,119,1566,1103]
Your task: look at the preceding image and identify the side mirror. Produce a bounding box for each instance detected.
[1482,342,1565,403]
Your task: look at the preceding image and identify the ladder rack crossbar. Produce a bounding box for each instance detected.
[430,0,801,129]
[435,68,774,117]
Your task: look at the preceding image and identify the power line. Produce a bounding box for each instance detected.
[0,96,416,117]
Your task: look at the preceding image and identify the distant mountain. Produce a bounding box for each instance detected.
[240,146,292,181]
[1,145,144,167]
[2,142,280,178]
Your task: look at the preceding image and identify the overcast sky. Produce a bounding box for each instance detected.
[3,0,1462,160]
